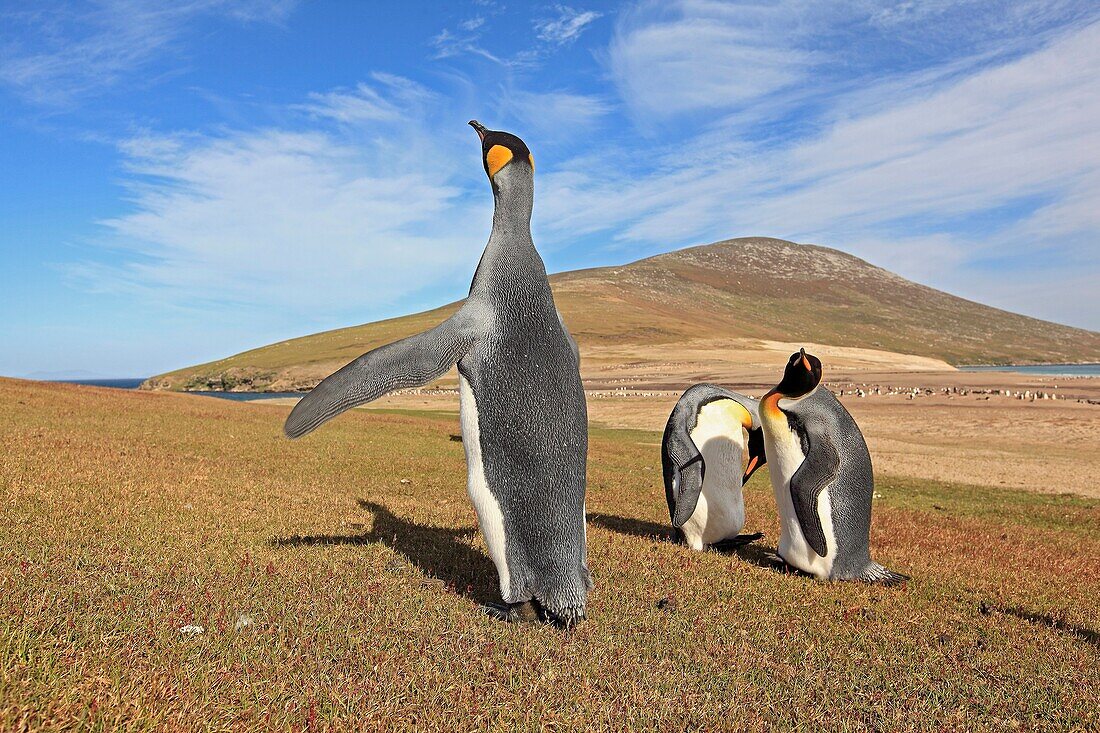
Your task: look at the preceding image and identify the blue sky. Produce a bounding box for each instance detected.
[2,1,1098,377]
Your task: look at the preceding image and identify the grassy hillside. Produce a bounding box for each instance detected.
[144,238,1100,392]
[2,378,1098,729]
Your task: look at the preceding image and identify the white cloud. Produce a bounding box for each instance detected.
[503,89,611,138]
[608,0,824,120]
[296,73,436,124]
[430,27,503,64]
[607,0,1099,122]
[0,0,295,104]
[535,6,602,45]
[78,78,489,318]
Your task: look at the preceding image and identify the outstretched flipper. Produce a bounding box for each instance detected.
[786,415,840,558]
[284,307,483,438]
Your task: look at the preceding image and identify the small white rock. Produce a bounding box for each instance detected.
[179,624,204,636]
[234,615,253,631]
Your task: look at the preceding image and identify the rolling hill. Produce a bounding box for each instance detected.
[142,237,1100,392]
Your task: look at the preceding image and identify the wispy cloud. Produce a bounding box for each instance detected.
[608,1,823,120]
[608,0,1099,123]
[535,6,602,45]
[0,0,295,105]
[431,4,602,68]
[75,76,487,318]
[502,88,611,138]
[295,73,436,124]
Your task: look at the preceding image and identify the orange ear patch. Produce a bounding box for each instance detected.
[486,144,513,177]
[528,153,535,171]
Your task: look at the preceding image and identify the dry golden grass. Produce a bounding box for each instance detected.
[2,378,1098,731]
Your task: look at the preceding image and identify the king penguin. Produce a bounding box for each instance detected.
[284,121,592,627]
[661,384,766,551]
[758,349,908,584]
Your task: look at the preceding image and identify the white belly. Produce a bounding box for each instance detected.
[760,399,835,578]
[459,374,512,599]
[680,400,748,551]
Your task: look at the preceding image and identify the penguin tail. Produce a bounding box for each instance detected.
[859,562,909,586]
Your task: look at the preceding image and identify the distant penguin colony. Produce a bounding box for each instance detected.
[284,123,907,631]
[757,349,908,584]
[661,385,766,550]
[285,121,591,627]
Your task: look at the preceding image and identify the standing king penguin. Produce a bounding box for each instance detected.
[284,121,592,627]
[758,349,908,584]
[661,385,766,550]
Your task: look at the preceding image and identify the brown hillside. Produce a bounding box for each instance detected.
[144,238,1100,392]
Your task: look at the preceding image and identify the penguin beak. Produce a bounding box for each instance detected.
[800,347,811,372]
[743,455,759,482]
[468,120,487,141]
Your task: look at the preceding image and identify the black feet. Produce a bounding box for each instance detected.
[711,531,765,551]
[479,599,585,629]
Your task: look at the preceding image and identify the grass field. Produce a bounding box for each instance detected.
[2,378,1098,731]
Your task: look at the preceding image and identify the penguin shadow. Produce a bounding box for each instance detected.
[587,512,785,572]
[271,500,500,605]
[996,605,1100,649]
[586,513,675,543]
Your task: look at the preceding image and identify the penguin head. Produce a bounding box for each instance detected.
[774,348,823,399]
[743,427,767,484]
[469,120,534,186]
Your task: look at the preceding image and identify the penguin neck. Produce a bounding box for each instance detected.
[489,179,534,246]
[472,173,545,294]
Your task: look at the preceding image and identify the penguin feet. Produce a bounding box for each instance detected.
[479,600,585,629]
[711,532,765,551]
[480,600,540,624]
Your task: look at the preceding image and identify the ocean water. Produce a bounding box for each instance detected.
[51,379,302,400]
[57,378,146,389]
[958,363,1100,377]
[188,391,304,401]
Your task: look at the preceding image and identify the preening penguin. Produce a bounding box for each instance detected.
[661,385,766,551]
[284,121,592,626]
[758,349,908,584]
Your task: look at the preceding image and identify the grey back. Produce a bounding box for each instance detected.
[784,388,874,576]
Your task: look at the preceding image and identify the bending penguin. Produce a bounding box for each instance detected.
[661,385,767,551]
[284,121,592,627]
[758,349,908,584]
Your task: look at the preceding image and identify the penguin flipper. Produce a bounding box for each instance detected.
[787,424,840,558]
[284,309,481,438]
[667,455,705,528]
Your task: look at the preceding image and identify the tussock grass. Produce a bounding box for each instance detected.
[2,378,1098,731]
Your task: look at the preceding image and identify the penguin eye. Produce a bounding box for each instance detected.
[486,144,513,177]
